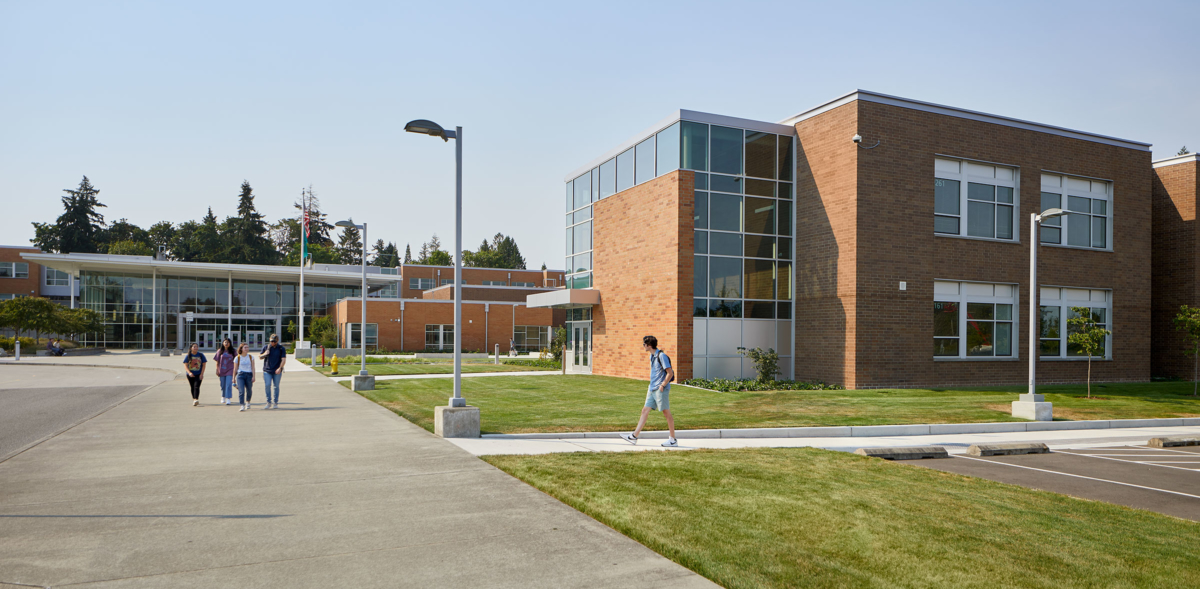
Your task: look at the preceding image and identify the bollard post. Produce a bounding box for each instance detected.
[321,346,326,368]
[495,344,499,365]
[14,340,20,361]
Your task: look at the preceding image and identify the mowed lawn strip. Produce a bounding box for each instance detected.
[484,448,1200,589]
[311,362,556,376]
[347,375,1200,434]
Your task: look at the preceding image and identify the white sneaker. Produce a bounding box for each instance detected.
[239,404,247,412]
[620,433,638,445]
[661,438,678,447]
[192,400,199,406]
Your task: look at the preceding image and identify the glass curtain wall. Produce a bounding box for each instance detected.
[79,271,362,349]
[564,115,796,380]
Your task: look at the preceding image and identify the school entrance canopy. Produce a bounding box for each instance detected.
[525,288,600,309]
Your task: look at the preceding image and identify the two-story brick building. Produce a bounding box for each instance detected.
[537,90,1167,388]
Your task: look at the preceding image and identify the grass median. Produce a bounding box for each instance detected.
[484,448,1200,588]
[346,375,1200,434]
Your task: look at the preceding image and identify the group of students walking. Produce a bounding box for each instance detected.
[182,334,287,411]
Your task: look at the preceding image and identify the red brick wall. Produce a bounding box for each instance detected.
[332,299,558,353]
[422,285,554,302]
[794,101,860,386]
[592,170,694,381]
[399,266,564,299]
[1151,159,1200,378]
[0,247,42,298]
[796,100,1152,388]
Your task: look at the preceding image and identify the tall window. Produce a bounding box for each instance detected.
[46,269,70,287]
[0,262,29,279]
[347,323,378,349]
[934,158,1017,241]
[1040,174,1110,249]
[1039,287,1110,358]
[425,324,454,351]
[933,281,1017,358]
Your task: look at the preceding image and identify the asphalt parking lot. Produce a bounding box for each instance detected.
[916,444,1200,521]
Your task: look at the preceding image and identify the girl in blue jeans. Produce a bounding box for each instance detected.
[235,343,256,411]
[215,339,236,404]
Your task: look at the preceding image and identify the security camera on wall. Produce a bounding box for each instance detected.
[852,134,862,144]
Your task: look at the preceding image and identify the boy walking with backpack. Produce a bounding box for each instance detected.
[621,335,678,447]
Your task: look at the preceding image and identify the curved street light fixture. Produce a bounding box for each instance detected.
[406,119,465,408]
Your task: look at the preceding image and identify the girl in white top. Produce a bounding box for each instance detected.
[235,343,256,411]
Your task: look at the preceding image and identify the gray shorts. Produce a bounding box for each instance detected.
[645,384,670,412]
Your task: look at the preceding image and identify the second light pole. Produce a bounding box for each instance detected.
[335,219,371,389]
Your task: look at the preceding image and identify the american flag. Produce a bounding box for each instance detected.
[302,206,310,238]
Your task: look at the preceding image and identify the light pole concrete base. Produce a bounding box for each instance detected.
[1012,400,1053,421]
[435,405,480,438]
[352,375,375,391]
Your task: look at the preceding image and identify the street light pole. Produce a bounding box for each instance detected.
[360,222,368,377]
[1017,208,1067,421]
[452,126,463,407]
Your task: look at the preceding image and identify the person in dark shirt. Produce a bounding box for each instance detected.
[259,334,286,409]
[182,343,207,406]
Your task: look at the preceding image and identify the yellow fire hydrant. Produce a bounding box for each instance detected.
[330,354,339,375]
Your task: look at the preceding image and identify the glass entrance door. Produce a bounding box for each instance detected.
[567,322,592,374]
[197,331,216,350]
[246,331,265,350]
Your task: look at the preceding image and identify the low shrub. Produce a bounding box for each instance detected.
[681,378,843,392]
[502,358,561,369]
[0,336,38,353]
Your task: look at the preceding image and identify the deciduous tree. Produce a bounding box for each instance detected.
[1174,305,1200,397]
[1067,306,1112,399]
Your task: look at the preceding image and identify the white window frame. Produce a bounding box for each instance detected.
[0,293,15,301]
[512,281,535,288]
[1038,286,1111,360]
[439,278,466,286]
[408,277,434,291]
[934,158,1020,243]
[425,324,454,351]
[481,280,508,286]
[1039,173,1113,252]
[933,280,1020,360]
[0,262,29,279]
[46,268,70,287]
[513,325,551,352]
[346,323,378,349]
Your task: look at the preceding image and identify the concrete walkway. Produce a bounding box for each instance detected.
[447,424,1200,456]
[0,353,715,588]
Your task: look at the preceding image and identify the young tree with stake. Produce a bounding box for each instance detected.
[1066,306,1111,399]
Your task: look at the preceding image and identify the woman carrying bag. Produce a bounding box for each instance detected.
[234,343,256,412]
[214,338,236,405]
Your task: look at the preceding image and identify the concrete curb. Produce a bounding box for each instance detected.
[482,417,1200,440]
[967,443,1050,456]
[855,446,949,460]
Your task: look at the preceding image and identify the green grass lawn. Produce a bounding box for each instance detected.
[484,448,1200,588]
[347,375,1200,434]
[310,361,556,376]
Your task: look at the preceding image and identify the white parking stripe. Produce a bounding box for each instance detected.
[951,455,1200,500]
[1056,451,1200,473]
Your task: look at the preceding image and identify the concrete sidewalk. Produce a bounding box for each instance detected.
[329,370,560,382]
[0,354,715,588]
[446,424,1200,456]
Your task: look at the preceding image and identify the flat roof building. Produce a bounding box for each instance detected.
[538,90,1164,388]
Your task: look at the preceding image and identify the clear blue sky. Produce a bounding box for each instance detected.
[2,0,1196,269]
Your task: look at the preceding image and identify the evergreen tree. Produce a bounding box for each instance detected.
[416,234,451,265]
[1181,146,1192,156]
[269,217,301,261]
[493,233,527,269]
[383,242,399,267]
[404,244,413,264]
[198,207,222,261]
[370,239,387,266]
[169,221,203,261]
[336,220,363,265]
[462,233,526,269]
[222,181,276,265]
[53,176,107,254]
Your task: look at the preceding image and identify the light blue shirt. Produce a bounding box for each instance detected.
[649,350,672,389]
